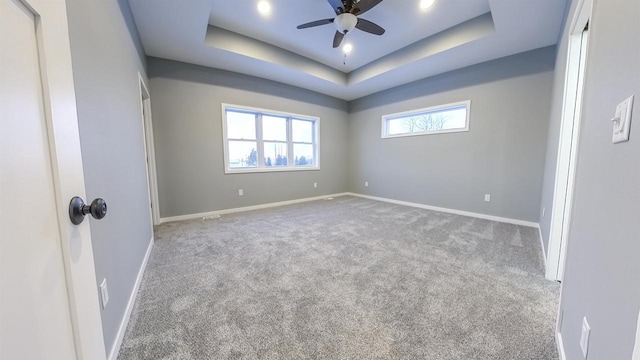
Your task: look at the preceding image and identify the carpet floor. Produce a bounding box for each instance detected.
[118,196,559,359]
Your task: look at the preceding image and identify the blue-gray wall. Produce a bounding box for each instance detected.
[556,0,640,358]
[147,58,350,218]
[348,47,556,223]
[66,0,152,356]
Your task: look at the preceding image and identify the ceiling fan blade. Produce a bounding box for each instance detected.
[296,18,334,29]
[355,18,385,35]
[352,0,383,15]
[325,0,344,14]
[333,31,345,48]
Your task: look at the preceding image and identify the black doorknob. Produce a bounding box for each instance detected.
[69,197,107,225]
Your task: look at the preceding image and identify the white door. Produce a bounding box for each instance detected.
[0,0,106,359]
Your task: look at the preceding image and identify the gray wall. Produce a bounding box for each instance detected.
[66,0,152,355]
[147,58,350,218]
[557,0,640,358]
[348,47,555,222]
[538,0,574,257]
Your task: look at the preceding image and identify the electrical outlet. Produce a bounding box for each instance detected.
[238,189,243,196]
[484,194,491,202]
[580,317,591,358]
[314,182,318,188]
[365,181,369,187]
[99,279,109,309]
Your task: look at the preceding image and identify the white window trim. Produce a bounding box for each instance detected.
[221,103,320,174]
[381,100,471,139]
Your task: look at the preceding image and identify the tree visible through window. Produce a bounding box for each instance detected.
[382,101,470,138]
[223,105,319,173]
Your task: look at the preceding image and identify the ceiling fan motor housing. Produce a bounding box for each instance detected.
[335,13,358,34]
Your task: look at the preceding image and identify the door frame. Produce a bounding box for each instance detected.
[18,0,107,358]
[138,73,160,225]
[546,0,592,282]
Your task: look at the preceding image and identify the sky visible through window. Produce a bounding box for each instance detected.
[227,111,255,139]
[263,116,287,141]
[292,120,313,142]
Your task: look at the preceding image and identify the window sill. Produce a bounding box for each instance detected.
[381,127,469,139]
[225,166,320,174]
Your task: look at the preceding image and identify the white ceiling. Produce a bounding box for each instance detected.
[129,0,567,101]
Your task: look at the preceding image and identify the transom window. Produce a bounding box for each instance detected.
[222,104,319,173]
[381,100,470,138]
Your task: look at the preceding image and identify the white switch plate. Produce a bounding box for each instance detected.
[313,182,317,188]
[631,314,640,360]
[484,194,491,202]
[580,316,591,358]
[238,189,243,196]
[365,181,368,187]
[612,95,634,143]
[99,279,109,309]
[632,310,640,360]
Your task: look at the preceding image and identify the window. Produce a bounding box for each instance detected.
[222,104,319,173]
[381,100,470,138]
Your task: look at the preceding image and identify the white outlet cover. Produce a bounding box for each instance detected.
[484,194,491,202]
[612,95,634,143]
[100,279,109,309]
[238,189,243,196]
[365,181,368,187]
[580,317,591,358]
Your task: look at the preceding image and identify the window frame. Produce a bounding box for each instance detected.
[381,100,471,139]
[222,103,320,174]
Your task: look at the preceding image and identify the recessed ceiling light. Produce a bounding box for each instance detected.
[342,43,353,54]
[420,0,435,10]
[257,1,271,15]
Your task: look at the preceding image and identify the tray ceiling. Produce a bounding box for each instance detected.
[129,0,567,100]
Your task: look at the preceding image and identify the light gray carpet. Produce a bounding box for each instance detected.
[118,196,559,359]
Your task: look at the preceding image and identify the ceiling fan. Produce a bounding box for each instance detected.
[296,0,385,48]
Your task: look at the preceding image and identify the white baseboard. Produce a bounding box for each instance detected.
[107,236,154,360]
[556,331,567,360]
[159,192,539,229]
[538,224,548,270]
[158,193,350,224]
[346,192,539,228]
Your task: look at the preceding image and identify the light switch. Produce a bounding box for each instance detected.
[612,95,634,143]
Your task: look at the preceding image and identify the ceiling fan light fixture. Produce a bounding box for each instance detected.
[343,43,353,54]
[334,13,358,34]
